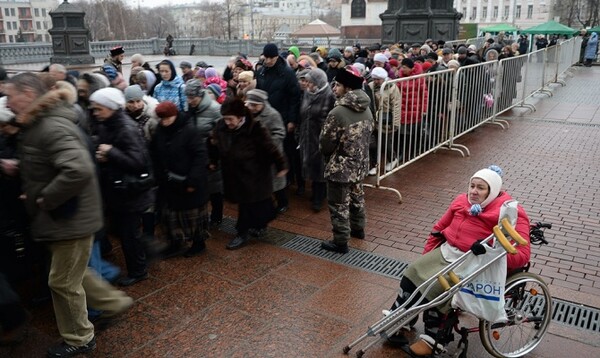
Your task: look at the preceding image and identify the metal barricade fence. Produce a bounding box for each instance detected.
[543,45,560,90]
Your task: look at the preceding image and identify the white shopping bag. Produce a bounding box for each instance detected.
[451,244,508,323]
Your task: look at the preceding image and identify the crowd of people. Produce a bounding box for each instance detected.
[0,31,591,356]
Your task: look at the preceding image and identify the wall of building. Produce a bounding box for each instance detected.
[0,0,55,43]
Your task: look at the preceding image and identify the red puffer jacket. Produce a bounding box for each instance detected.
[423,192,531,270]
[397,62,429,124]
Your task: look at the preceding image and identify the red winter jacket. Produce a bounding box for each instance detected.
[397,62,429,124]
[423,192,531,270]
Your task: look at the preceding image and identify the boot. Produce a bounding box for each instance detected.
[226,235,248,250]
[184,239,206,257]
[320,240,349,254]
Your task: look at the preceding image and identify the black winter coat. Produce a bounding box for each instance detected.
[209,117,287,204]
[94,110,154,213]
[151,114,208,210]
[256,56,301,125]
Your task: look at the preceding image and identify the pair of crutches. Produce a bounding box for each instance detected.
[343,218,528,357]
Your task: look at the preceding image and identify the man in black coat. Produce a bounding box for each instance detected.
[256,43,304,202]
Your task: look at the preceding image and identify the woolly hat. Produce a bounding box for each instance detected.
[470,165,503,209]
[237,70,254,83]
[179,60,192,69]
[389,58,399,67]
[296,68,310,79]
[328,48,343,61]
[220,97,246,117]
[0,97,15,123]
[155,101,178,118]
[304,68,328,88]
[263,43,279,58]
[457,47,468,55]
[468,44,477,52]
[110,46,124,57]
[124,85,145,102]
[90,87,125,110]
[130,53,144,64]
[442,48,453,55]
[334,69,363,90]
[288,46,300,59]
[206,83,222,98]
[184,79,204,97]
[196,68,206,78]
[371,67,388,80]
[245,89,269,104]
[205,67,219,79]
[352,62,366,75]
[374,53,388,63]
[447,60,460,69]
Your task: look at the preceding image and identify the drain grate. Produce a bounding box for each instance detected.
[280,234,600,334]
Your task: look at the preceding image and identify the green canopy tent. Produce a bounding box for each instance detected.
[480,23,519,33]
[521,20,578,36]
[586,26,600,34]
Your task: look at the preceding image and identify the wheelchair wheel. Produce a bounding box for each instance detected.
[479,272,552,358]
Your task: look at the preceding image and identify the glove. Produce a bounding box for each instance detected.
[470,240,486,256]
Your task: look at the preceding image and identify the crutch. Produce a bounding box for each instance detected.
[343,218,528,357]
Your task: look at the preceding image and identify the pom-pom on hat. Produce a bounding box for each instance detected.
[221,97,246,117]
[334,68,363,90]
[470,165,503,209]
[110,46,124,57]
[155,101,179,118]
[90,87,125,110]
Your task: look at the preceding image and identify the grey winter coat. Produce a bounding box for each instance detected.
[253,103,287,192]
[17,88,103,242]
[187,92,223,194]
[320,89,373,183]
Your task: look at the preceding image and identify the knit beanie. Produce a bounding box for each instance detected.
[374,53,388,63]
[263,43,279,58]
[288,46,300,59]
[205,67,219,79]
[371,67,388,80]
[89,87,125,110]
[206,83,222,98]
[155,101,178,118]
[469,165,503,213]
[124,85,145,102]
[328,48,342,61]
[184,79,204,97]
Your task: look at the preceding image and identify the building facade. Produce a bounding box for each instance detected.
[0,0,56,43]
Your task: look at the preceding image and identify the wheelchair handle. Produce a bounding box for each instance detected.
[535,222,552,229]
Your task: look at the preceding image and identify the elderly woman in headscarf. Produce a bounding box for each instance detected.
[136,70,158,96]
[297,68,335,212]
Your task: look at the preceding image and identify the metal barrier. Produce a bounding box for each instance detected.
[367,37,583,201]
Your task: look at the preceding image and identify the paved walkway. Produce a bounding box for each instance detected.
[3,62,600,357]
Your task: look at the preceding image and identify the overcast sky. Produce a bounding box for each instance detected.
[124,0,207,8]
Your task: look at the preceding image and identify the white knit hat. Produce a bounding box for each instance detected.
[89,87,125,110]
[371,67,388,80]
[470,166,503,208]
[0,97,15,123]
[374,53,388,63]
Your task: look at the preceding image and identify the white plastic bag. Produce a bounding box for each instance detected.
[451,244,508,323]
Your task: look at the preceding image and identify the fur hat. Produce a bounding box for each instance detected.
[263,43,279,58]
[110,46,124,57]
[89,87,125,110]
[220,97,246,117]
[371,67,388,80]
[245,89,269,104]
[124,85,145,102]
[237,71,254,83]
[470,165,503,209]
[334,69,363,90]
[155,101,178,118]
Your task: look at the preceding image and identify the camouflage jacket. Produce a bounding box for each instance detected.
[320,89,373,183]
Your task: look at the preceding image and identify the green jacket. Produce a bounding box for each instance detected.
[18,88,103,242]
[320,89,373,183]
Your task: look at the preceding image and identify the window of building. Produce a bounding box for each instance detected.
[43,21,47,29]
[482,6,487,18]
[527,5,533,18]
[18,8,27,17]
[493,6,498,18]
[36,21,40,29]
[351,0,366,18]
[34,8,39,17]
[4,8,8,17]
[42,9,46,17]
[45,34,50,42]
[504,5,509,18]
[472,6,477,19]
[7,21,11,30]
[516,5,521,18]
[9,34,14,42]
[10,8,15,17]
[462,7,467,17]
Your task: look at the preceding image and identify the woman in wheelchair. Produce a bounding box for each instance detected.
[387,165,531,356]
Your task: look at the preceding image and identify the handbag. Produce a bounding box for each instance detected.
[112,171,154,194]
[451,243,508,323]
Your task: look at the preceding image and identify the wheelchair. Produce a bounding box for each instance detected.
[343,219,552,358]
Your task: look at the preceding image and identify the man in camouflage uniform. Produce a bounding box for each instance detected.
[319,68,373,253]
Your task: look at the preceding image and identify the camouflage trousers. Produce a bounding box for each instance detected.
[327,181,366,245]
